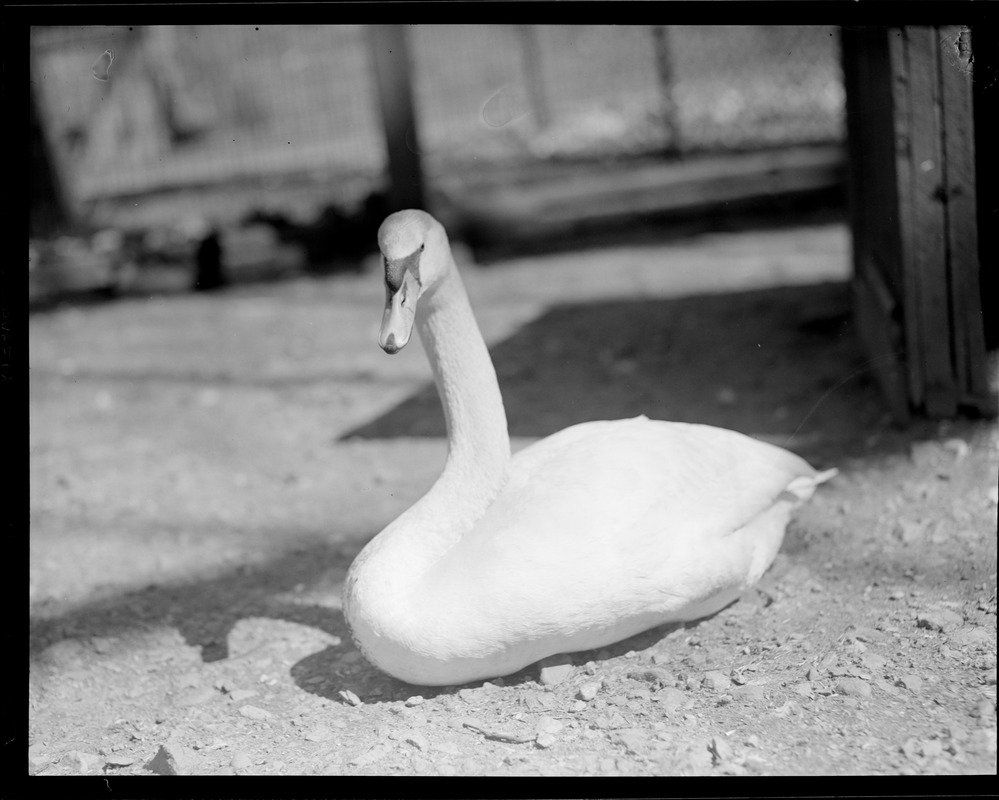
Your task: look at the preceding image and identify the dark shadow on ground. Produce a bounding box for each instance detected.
[26,533,724,700]
[343,281,888,463]
[29,540,356,664]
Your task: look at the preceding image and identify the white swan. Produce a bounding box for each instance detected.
[342,209,836,687]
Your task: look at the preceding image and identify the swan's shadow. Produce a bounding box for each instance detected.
[29,531,758,703]
[342,282,882,458]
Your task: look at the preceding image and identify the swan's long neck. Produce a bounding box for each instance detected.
[348,255,510,597]
[413,265,511,532]
[422,268,510,485]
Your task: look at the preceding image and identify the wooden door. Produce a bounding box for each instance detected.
[842,25,994,420]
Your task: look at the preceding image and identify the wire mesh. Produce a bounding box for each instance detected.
[31,25,844,223]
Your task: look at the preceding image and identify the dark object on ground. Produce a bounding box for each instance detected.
[244,190,389,273]
[193,229,227,292]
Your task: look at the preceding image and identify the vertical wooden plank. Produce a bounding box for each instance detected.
[901,27,958,417]
[842,26,912,422]
[939,25,993,411]
[368,25,425,212]
[889,29,922,409]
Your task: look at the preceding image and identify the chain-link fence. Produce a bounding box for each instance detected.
[31,25,844,223]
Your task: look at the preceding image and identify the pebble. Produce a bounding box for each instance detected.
[350,743,391,766]
[539,662,574,686]
[966,728,997,755]
[228,689,258,703]
[861,653,888,671]
[949,626,991,647]
[146,743,189,775]
[535,732,556,749]
[656,687,687,712]
[835,678,872,698]
[173,686,217,707]
[63,750,102,774]
[404,695,424,707]
[627,668,671,686]
[238,704,273,720]
[897,674,923,692]
[893,519,927,544]
[230,751,253,771]
[536,715,564,735]
[733,684,766,703]
[973,698,996,720]
[404,732,430,751]
[709,735,734,763]
[614,728,649,754]
[701,671,732,691]
[577,681,602,701]
[917,609,964,632]
[985,668,998,686]
[304,725,333,742]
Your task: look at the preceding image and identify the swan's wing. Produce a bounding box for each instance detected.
[440,417,828,634]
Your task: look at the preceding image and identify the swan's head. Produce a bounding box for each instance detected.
[376,209,450,354]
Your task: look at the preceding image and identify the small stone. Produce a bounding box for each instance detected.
[733,684,766,702]
[90,636,117,655]
[656,687,687,712]
[404,732,430,751]
[238,704,273,720]
[861,653,888,671]
[614,728,648,754]
[146,743,188,775]
[966,727,997,755]
[920,739,944,758]
[701,671,732,691]
[949,626,991,647]
[338,689,362,706]
[917,609,964,632]
[228,689,257,703]
[577,681,602,701]
[627,668,670,685]
[174,686,217,707]
[230,751,253,772]
[536,715,564,735]
[942,438,969,458]
[539,661,574,686]
[893,519,927,544]
[404,695,424,707]
[973,698,996,720]
[63,750,102,774]
[897,674,923,692]
[985,668,997,686]
[350,743,391,767]
[835,678,872,698]
[304,725,333,742]
[709,735,734,764]
[535,732,556,749]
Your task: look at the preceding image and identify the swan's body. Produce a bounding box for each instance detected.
[342,210,835,686]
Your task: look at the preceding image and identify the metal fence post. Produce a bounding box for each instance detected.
[368,24,425,211]
[518,25,551,132]
[651,26,682,157]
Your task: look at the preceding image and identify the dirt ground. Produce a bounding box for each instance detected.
[28,221,997,777]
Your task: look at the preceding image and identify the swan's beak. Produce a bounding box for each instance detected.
[379,268,421,354]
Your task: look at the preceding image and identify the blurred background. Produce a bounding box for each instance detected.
[29,24,846,298]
